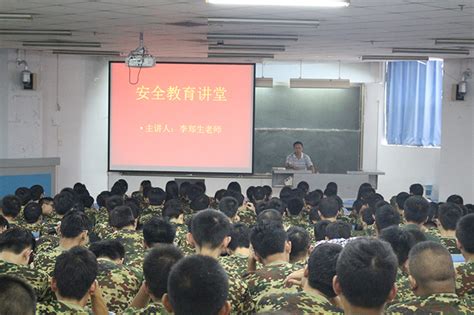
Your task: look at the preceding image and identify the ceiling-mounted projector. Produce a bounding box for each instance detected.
[126,32,156,68]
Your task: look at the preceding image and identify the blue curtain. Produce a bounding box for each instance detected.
[386,61,443,146]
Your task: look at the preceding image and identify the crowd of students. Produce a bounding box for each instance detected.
[0,179,472,314]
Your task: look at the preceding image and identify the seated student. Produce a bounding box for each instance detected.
[287,226,310,266]
[15,187,32,209]
[30,184,44,202]
[22,202,43,238]
[317,197,339,222]
[218,196,240,222]
[220,222,251,276]
[437,202,463,254]
[257,209,284,226]
[314,220,330,242]
[455,213,474,297]
[162,200,187,245]
[388,241,473,314]
[374,204,401,236]
[162,255,231,315]
[403,196,440,242]
[39,197,55,221]
[0,275,36,315]
[0,228,49,300]
[35,210,91,276]
[257,243,343,314]
[1,195,22,226]
[409,183,424,197]
[246,222,301,302]
[103,205,144,272]
[188,209,253,314]
[0,215,9,233]
[89,240,141,313]
[140,187,166,224]
[143,217,176,248]
[263,185,273,201]
[37,247,108,314]
[395,192,410,222]
[125,245,183,314]
[189,193,210,212]
[333,238,398,315]
[325,221,351,240]
[284,197,307,228]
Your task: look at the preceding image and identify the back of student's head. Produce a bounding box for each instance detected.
[318,197,339,219]
[166,255,228,315]
[456,213,474,254]
[1,195,21,218]
[308,243,343,298]
[23,202,42,224]
[227,181,242,194]
[30,185,44,201]
[143,217,176,246]
[395,192,410,210]
[296,181,310,194]
[187,184,204,202]
[218,196,239,219]
[314,220,330,242]
[109,205,135,229]
[324,182,338,197]
[287,198,304,216]
[148,187,166,206]
[379,226,425,267]
[375,205,400,232]
[408,241,455,291]
[265,198,286,215]
[305,190,322,208]
[222,189,244,207]
[250,223,287,259]
[89,240,125,261]
[227,223,250,251]
[60,210,91,239]
[105,195,124,213]
[446,194,464,205]
[0,275,36,315]
[252,186,266,202]
[54,192,75,216]
[165,181,179,201]
[162,200,184,219]
[287,226,310,261]
[144,245,183,300]
[140,180,152,191]
[336,238,398,309]
[190,194,210,212]
[256,209,283,226]
[0,227,35,254]
[357,184,375,201]
[325,221,351,240]
[438,202,463,231]
[409,183,424,196]
[262,185,272,200]
[191,209,231,249]
[96,191,111,209]
[15,187,32,206]
[404,196,429,224]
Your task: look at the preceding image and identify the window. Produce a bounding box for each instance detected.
[385,60,443,147]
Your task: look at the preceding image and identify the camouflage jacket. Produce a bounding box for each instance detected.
[245,261,301,303]
[41,213,62,236]
[440,236,461,254]
[256,289,343,314]
[283,215,310,230]
[36,299,92,314]
[34,246,66,276]
[404,224,441,243]
[124,302,170,315]
[94,222,115,240]
[388,269,416,307]
[0,259,50,301]
[140,205,164,222]
[237,207,256,226]
[174,223,195,256]
[226,269,255,315]
[103,229,145,272]
[94,207,109,226]
[36,234,60,253]
[95,258,141,313]
[456,261,474,298]
[220,253,249,277]
[387,292,474,314]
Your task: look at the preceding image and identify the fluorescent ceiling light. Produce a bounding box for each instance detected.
[256,77,274,88]
[52,50,121,56]
[392,47,470,55]
[208,33,298,41]
[208,52,274,59]
[0,13,33,20]
[435,38,474,45]
[209,17,319,27]
[0,29,72,36]
[23,41,101,48]
[290,78,351,89]
[207,0,350,7]
[361,55,429,61]
[209,44,286,52]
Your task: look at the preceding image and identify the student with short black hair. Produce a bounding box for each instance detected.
[37,247,108,314]
[388,241,473,314]
[162,255,231,315]
[437,202,463,254]
[89,240,141,313]
[314,220,330,242]
[0,227,49,300]
[404,196,440,242]
[374,204,401,235]
[22,202,43,238]
[143,217,176,248]
[0,275,37,315]
[1,195,22,226]
[140,187,166,224]
[333,238,398,315]
[221,223,251,276]
[218,196,239,221]
[30,184,44,202]
[165,180,179,201]
[325,221,351,240]
[455,213,474,298]
[126,245,183,314]
[190,193,210,212]
[287,226,310,265]
[0,215,9,233]
[318,197,339,222]
[296,181,310,195]
[262,185,273,201]
[257,209,283,226]
[409,183,424,196]
[447,194,464,205]
[227,181,242,194]
[15,187,32,206]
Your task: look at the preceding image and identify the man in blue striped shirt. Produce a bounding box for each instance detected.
[285,141,317,173]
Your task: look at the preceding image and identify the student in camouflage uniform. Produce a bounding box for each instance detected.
[124,245,183,314]
[437,202,463,254]
[162,255,231,315]
[219,196,241,223]
[21,202,43,238]
[246,222,302,304]
[256,243,344,314]
[161,200,193,255]
[373,204,401,237]
[143,217,176,248]
[89,240,141,313]
[0,228,50,301]
[455,213,474,297]
[140,187,166,225]
[36,247,108,315]
[0,275,37,315]
[220,222,252,276]
[0,195,22,227]
[190,209,254,314]
[283,197,310,230]
[93,195,123,239]
[403,196,441,243]
[35,210,92,276]
[388,241,473,314]
[287,226,310,266]
[333,238,398,315]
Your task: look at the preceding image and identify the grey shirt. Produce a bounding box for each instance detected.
[285,153,314,170]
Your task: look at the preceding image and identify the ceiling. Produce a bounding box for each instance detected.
[0,0,473,61]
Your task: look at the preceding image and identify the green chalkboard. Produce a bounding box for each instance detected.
[254,85,362,174]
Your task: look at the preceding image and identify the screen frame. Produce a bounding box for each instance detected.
[107,61,256,175]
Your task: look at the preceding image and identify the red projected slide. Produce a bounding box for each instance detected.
[109,62,255,173]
